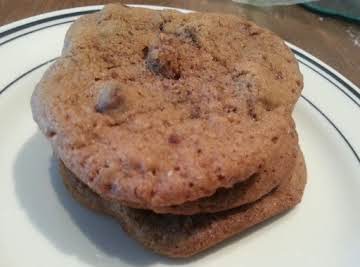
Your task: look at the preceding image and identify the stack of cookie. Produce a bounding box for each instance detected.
[31,4,306,258]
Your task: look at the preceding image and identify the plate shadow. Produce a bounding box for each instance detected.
[14,132,159,267]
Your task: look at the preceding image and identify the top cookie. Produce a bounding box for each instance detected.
[31,4,303,209]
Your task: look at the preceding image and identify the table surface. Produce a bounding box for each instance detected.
[1,0,359,87]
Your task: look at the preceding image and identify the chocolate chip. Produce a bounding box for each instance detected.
[95,82,124,113]
[168,133,181,144]
[145,46,181,80]
[142,46,149,59]
[146,55,161,73]
[271,136,279,143]
[159,22,164,32]
[46,130,56,138]
[177,26,199,46]
[224,105,237,113]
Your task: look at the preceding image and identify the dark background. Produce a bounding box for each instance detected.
[1,0,359,86]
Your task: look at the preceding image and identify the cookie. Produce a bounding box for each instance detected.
[32,4,303,209]
[152,126,298,214]
[75,123,298,214]
[60,147,306,258]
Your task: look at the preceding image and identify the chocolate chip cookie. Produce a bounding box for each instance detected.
[31,4,303,209]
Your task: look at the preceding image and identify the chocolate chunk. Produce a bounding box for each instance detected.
[145,45,181,80]
[168,133,181,144]
[176,26,200,46]
[95,82,124,113]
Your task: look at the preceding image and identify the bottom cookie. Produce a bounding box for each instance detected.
[60,149,306,258]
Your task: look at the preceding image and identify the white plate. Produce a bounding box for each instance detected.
[0,5,359,267]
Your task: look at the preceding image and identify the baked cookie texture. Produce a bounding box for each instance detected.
[31,4,303,210]
[106,124,299,215]
[31,3,306,258]
[60,147,306,258]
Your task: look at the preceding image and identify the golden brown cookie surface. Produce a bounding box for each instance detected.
[32,4,303,209]
[152,127,298,214]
